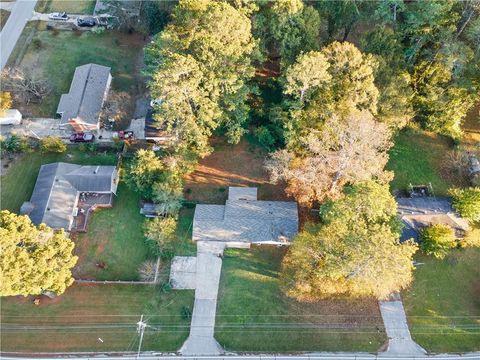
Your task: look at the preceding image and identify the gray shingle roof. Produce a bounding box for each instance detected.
[193,187,298,244]
[57,64,111,126]
[396,197,469,242]
[228,187,257,200]
[23,162,118,230]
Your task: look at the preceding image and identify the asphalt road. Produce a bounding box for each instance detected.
[1,353,480,360]
[0,0,38,70]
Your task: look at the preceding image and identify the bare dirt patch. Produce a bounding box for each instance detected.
[184,137,288,204]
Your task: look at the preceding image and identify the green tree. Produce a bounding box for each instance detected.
[144,216,178,257]
[152,180,183,216]
[282,181,417,300]
[0,211,78,297]
[449,187,480,223]
[145,0,257,153]
[360,26,414,129]
[283,51,331,103]
[280,42,380,147]
[125,149,164,198]
[314,0,372,41]
[321,41,379,115]
[40,136,66,153]
[419,224,456,259]
[412,59,476,138]
[255,0,322,68]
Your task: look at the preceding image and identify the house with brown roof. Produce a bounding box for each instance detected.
[56,63,112,132]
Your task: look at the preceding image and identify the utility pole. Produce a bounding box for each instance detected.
[136,314,146,360]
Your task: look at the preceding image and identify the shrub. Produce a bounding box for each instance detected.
[180,305,192,320]
[449,187,480,223]
[3,135,29,153]
[420,224,456,259]
[32,38,43,50]
[92,26,106,35]
[138,260,158,282]
[460,228,480,248]
[40,136,66,153]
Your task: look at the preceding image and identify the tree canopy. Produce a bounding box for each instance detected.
[145,0,258,156]
[1,211,78,297]
[267,110,392,205]
[282,181,417,300]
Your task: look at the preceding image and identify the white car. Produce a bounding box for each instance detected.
[48,12,69,20]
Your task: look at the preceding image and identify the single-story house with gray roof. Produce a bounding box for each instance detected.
[193,187,298,247]
[56,63,111,132]
[397,197,469,242]
[20,162,118,231]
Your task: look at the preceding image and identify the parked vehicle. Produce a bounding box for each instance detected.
[113,131,135,141]
[48,12,69,20]
[77,17,96,27]
[95,16,110,28]
[70,132,95,143]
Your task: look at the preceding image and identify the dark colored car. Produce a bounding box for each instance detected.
[70,132,95,143]
[77,17,96,27]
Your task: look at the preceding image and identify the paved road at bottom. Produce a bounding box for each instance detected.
[0,0,38,70]
[1,353,480,360]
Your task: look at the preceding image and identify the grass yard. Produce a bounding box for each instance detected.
[13,29,144,117]
[402,248,480,353]
[73,183,155,281]
[0,9,9,31]
[0,148,117,213]
[184,136,288,204]
[386,128,461,196]
[0,283,194,353]
[215,246,386,353]
[173,206,197,257]
[35,0,96,14]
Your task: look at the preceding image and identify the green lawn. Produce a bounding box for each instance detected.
[73,183,155,281]
[215,247,386,353]
[35,0,96,14]
[0,9,9,31]
[402,248,480,353]
[16,30,144,117]
[387,128,457,196]
[174,206,197,257]
[1,283,194,352]
[1,148,117,213]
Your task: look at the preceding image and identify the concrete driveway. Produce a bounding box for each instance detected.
[0,0,37,70]
[379,294,426,356]
[1,118,118,143]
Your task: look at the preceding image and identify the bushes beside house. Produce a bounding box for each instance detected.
[449,187,480,223]
[40,136,66,153]
[419,224,456,259]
